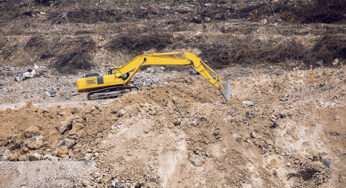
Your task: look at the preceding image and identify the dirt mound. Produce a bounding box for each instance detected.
[49,37,96,74]
[0,35,96,70]
[49,9,123,24]
[1,66,345,187]
[296,0,345,24]
[243,0,345,24]
[198,38,308,68]
[0,78,218,156]
[197,35,345,68]
[0,0,345,187]
[298,7,344,24]
[24,36,48,50]
[107,32,173,54]
[275,0,345,24]
[53,52,93,74]
[48,6,168,24]
[311,35,346,65]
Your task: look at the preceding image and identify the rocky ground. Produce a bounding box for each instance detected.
[0,0,345,187]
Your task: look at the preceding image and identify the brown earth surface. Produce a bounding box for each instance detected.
[1,66,345,187]
[0,0,345,187]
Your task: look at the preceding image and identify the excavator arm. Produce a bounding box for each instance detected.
[76,52,231,102]
[115,52,231,101]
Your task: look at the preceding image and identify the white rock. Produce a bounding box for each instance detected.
[26,135,44,150]
[190,120,198,126]
[43,154,58,161]
[242,100,254,106]
[57,138,76,149]
[190,154,204,167]
[29,152,41,161]
[81,179,90,187]
[332,58,339,66]
[0,149,11,160]
[117,109,126,117]
[57,118,73,135]
[45,90,57,97]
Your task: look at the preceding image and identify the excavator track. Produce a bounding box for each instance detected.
[87,85,138,100]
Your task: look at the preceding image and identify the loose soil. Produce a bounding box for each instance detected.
[0,0,345,187]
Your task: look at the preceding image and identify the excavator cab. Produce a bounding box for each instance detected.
[107,67,130,80]
[107,67,119,75]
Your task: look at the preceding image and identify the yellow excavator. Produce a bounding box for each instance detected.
[76,52,231,102]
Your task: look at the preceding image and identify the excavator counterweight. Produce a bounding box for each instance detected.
[76,52,231,102]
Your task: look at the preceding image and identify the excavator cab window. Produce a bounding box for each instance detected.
[108,68,117,75]
[108,67,120,75]
[108,67,129,80]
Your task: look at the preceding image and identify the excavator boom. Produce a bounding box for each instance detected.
[76,52,231,102]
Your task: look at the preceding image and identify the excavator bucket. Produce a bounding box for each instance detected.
[220,82,231,102]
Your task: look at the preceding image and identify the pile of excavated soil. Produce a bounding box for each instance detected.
[1,66,345,187]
